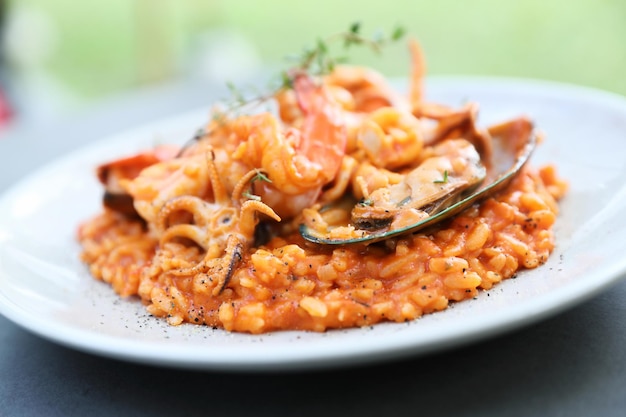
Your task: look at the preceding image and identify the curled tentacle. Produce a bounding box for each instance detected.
[156,195,214,232]
[238,199,281,238]
[231,169,267,203]
[169,234,243,296]
[214,236,243,295]
[159,224,208,250]
[205,148,230,204]
[156,195,237,252]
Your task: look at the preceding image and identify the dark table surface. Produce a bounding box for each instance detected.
[1,80,626,417]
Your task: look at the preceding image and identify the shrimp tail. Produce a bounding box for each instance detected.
[292,72,347,184]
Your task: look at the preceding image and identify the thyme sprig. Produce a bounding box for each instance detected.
[284,22,406,84]
[214,22,406,120]
[212,81,276,121]
[242,191,262,201]
[241,170,272,202]
[251,170,272,184]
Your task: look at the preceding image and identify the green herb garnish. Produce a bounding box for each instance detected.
[242,192,262,201]
[251,171,272,184]
[433,170,449,184]
[216,22,406,118]
[288,21,406,81]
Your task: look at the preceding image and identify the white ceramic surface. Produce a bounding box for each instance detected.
[1,77,625,371]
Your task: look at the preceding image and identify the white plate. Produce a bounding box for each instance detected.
[1,77,626,371]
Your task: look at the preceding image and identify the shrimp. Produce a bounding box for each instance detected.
[96,144,180,217]
[232,71,348,217]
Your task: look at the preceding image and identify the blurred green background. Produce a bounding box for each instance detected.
[2,0,625,112]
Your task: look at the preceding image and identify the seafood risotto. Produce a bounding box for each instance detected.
[77,38,567,333]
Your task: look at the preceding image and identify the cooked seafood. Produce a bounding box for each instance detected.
[301,117,537,244]
[352,138,486,227]
[96,144,179,217]
[78,35,567,333]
